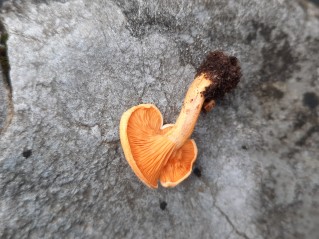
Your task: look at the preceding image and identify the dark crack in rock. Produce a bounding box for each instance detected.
[0,20,12,134]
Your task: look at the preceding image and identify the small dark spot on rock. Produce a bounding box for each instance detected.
[303,92,319,109]
[308,0,319,7]
[245,32,256,43]
[286,149,299,159]
[83,185,92,200]
[242,145,248,150]
[295,125,319,146]
[160,201,167,210]
[262,184,276,201]
[193,167,202,177]
[22,149,32,158]
[279,134,287,141]
[293,111,308,129]
[250,21,275,42]
[260,84,284,100]
[267,113,274,120]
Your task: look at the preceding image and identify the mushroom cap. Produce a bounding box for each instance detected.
[120,104,197,188]
[159,125,198,188]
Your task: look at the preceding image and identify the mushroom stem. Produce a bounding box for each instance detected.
[165,74,213,148]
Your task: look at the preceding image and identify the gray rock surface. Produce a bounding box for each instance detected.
[0,0,319,238]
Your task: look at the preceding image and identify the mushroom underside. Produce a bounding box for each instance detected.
[120,104,197,188]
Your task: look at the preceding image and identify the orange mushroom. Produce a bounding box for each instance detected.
[120,51,241,188]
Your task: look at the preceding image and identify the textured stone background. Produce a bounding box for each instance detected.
[0,0,318,238]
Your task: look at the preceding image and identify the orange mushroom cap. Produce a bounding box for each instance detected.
[159,125,198,187]
[120,104,197,188]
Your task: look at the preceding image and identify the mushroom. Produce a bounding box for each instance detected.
[120,51,241,188]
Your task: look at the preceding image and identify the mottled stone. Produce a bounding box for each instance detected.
[0,0,318,238]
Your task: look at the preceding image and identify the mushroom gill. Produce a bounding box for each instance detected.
[120,104,176,188]
[160,124,198,187]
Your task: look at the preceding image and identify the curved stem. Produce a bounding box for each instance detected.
[165,74,213,148]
